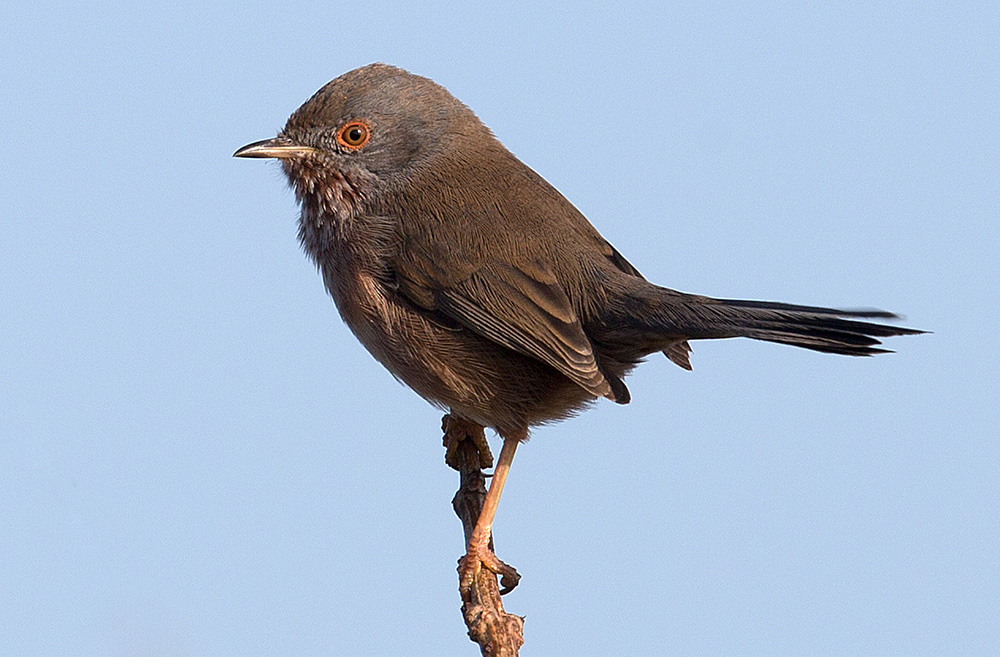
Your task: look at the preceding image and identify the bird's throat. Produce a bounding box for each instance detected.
[283,161,364,223]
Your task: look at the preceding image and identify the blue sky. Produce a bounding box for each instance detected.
[2,2,997,655]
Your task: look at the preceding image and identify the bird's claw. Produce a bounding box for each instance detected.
[458,543,521,599]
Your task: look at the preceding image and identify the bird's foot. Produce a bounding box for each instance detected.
[442,414,493,470]
[458,541,521,600]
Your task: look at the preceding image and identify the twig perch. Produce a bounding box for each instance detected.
[445,415,524,656]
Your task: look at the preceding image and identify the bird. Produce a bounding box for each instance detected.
[234,63,922,598]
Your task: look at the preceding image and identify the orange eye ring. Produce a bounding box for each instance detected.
[337,121,371,150]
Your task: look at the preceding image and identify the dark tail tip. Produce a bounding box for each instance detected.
[702,297,925,357]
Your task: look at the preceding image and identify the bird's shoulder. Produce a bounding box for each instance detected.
[389,144,642,284]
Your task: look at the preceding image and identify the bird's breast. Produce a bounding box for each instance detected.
[298,208,416,380]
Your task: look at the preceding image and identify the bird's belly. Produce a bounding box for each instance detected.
[319,264,595,435]
[323,265,484,406]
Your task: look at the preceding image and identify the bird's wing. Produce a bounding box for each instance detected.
[395,251,618,402]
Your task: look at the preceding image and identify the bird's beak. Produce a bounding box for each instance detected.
[233,137,319,159]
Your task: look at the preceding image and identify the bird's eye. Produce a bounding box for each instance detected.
[337,121,371,150]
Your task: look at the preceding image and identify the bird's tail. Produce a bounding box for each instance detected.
[609,285,924,369]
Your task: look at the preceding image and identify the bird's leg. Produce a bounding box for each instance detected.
[443,414,494,470]
[458,435,522,599]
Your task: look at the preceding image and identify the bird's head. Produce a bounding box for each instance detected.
[234,63,488,223]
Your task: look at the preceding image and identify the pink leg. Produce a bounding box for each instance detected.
[458,435,521,598]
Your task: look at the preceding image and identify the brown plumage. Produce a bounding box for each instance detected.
[234,63,922,596]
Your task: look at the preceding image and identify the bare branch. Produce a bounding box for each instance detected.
[446,416,524,656]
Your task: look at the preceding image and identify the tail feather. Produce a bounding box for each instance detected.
[614,287,925,364]
[684,294,924,357]
[711,297,901,319]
